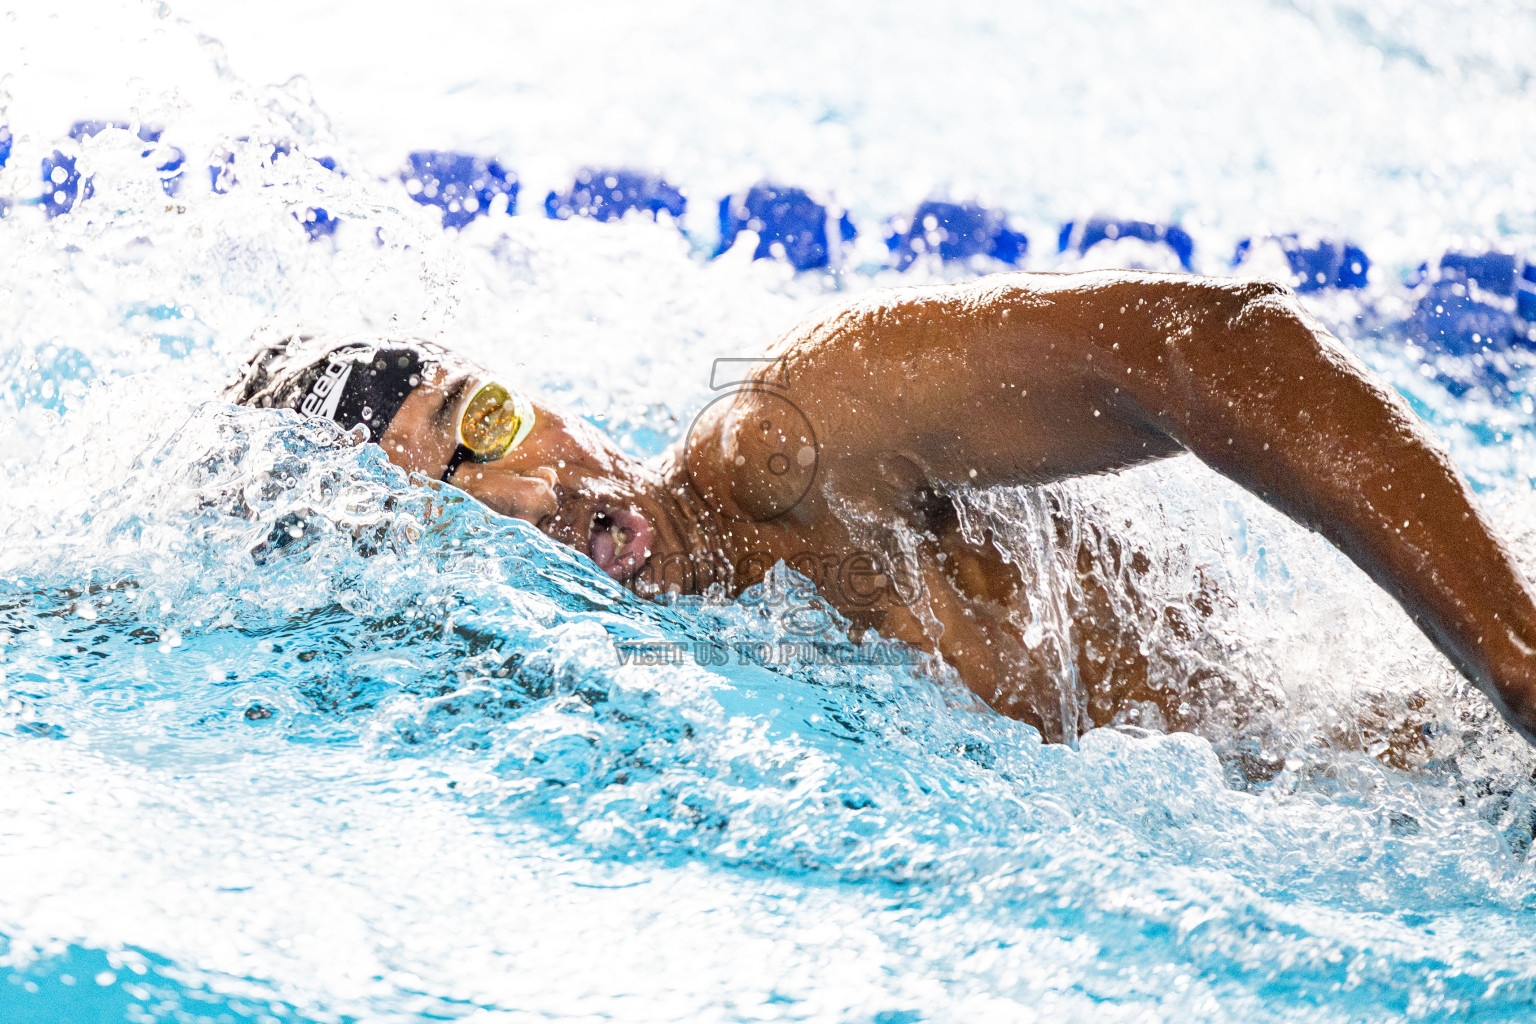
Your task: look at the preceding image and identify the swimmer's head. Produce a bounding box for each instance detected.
[227,334,444,443]
[228,334,683,583]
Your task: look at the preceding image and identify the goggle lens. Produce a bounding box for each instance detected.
[459,381,534,461]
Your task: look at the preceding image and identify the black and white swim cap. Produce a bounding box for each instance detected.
[227,334,446,441]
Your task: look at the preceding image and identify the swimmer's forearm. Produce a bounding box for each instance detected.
[1083,278,1536,742]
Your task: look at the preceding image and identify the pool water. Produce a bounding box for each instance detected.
[3,2,1536,1021]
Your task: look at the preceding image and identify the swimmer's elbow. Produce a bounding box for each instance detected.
[1201,276,1302,327]
[1120,276,1318,382]
[1189,276,1342,363]
[1234,277,1296,303]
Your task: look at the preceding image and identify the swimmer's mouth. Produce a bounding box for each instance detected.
[586,507,653,581]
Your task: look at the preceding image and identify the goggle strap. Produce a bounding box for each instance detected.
[441,443,473,483]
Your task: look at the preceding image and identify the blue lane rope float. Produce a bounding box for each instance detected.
[400,151,518,230]
[1060,218,1195,271]
[1407,284,1521,355]
[156,148,186,197]
[0,124,11,218]
[43,122,179,218]
[716,183,854,272]
[42,121,182,217]
[293,156,343,243]
[39,149,85,217]
[1401,253,1532,398]
[1231,234,1370,291]
[1520,263,1536,324]
[206,141,341,242]
[1406,249,1536,354]
[545,168,686,223]
[885,200,1028,270]
[23,118,1536,364]
[294,207,338,240]
[1437,250,1519,297]
[208,138,295,194]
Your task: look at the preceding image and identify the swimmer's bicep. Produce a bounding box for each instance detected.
[776,281,1190,493]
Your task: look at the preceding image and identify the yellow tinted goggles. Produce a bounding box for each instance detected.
[441,380,535,481]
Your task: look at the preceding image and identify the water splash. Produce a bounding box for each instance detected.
[5,2,1536,1021]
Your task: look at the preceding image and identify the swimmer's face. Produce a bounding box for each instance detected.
[378,358,675,582]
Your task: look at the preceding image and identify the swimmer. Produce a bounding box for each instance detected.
[229,272,1536,754]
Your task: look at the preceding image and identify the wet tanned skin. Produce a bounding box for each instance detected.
[374,271,1536,751]
[379,362,698,583]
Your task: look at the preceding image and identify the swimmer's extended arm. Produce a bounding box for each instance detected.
[767,271,1536,744]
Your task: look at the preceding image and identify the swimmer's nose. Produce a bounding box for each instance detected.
[455,465,559,526]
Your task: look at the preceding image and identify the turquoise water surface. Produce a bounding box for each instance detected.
[3,1,1536,1020]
